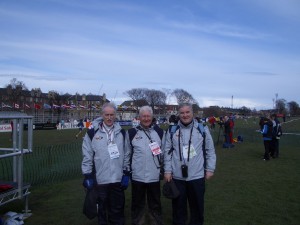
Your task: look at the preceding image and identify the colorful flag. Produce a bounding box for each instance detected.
[79,104,87,109]
[2,103,12,108]
[14,103,20,109]
[52,104,60,108]
[62,104,71,109]
[34,103,41,109]
[43,103,52,109]
[25,104,30,109]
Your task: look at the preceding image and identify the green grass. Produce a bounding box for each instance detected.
[1,117,300,225]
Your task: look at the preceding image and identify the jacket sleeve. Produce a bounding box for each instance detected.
[123,131,133,171]
[81,133,94,175]
[204,126,216,172]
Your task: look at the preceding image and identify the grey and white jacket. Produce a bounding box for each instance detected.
[123,125,164,183]
[81,117,125,185]
[164,119,216,181]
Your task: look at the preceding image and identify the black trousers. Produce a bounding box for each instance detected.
[270,138,279,158]
[172,178,205,225]
[263,140,272,160]
[95,182,125,225]
[131,180,163,225]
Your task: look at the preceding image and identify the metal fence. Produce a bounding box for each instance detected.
[1,142,82,187]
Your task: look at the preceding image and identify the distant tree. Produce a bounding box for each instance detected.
[287,101,299,116]
[5,78,28,106]
[125,88,148,108]
[48,90,60,106]
[203,106,222,117]
[239,106,252,115]
[172,89,198,105]
[275,99,287,114]
[144,89,166,111]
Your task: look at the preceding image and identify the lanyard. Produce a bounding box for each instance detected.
[142,129,153,143]
[178,123,194,162]
[142,128,161,168]
[102,124,114,144]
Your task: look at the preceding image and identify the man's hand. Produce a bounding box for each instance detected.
[205,171,214,180]
[164,172,172,182]
[83,173,95,190]
[120,170,131,190]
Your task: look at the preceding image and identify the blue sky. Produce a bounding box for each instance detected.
[0,0,299,110]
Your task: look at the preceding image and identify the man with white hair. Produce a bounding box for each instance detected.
[82,102,126,225]
[124,105,164,225]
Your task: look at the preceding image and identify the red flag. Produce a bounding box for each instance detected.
[34,103,41,109]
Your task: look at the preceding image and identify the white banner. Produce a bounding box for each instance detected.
[0,124,12,132]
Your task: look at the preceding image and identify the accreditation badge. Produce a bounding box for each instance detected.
[182,144,197,159]
[108,143,120,159]
[149,142,162,156]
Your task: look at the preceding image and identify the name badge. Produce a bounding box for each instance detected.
[108,143,120,159]
[182,144,197,159]
[149,142,162,156]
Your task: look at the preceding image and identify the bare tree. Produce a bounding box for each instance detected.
[172,89,198,105]
[275,99,287,114]
[144,89,166,111]
[287,101,299,116]
[5,78,28,107]
[125,88,146,101]
[124,88,147,108]
[48,90,60,106]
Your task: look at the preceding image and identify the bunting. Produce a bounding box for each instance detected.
[1,103,12,108]
[43,103,52,109]
[52,104,60,108]
[34,103,41,109]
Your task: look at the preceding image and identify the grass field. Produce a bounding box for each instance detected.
[1,117,300,225]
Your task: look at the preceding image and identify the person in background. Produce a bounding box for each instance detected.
[75,119,84,139]
[270,113,282,158]
[124,106,164,225]
[223,115,234,148]
[168,114,178,126]
[81,102,126,225]
[229,114,235,144]
[164,103,216,225]
[260,114,273,161]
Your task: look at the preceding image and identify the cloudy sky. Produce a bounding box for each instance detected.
[0,0,299,110]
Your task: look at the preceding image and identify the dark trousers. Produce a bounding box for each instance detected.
[131,180,163,225]
[270,138,279,158]
[263,140,271,160]
[95,182,125,225]
[172,178,205,225]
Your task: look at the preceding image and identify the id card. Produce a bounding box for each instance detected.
[149,142,162,156]
[108,143,120,159]
[182,144,197,159]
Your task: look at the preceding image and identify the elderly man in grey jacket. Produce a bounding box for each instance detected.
[124,105,164,225]
[164,103,216,225]
[82,102,126,225]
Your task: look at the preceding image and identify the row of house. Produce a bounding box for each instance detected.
[0,88,188,123]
